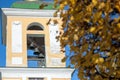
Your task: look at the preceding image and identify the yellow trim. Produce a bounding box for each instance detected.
[2,78,22,80]
[27,31,45,34]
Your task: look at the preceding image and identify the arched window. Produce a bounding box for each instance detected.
[27,22,44,30]
[27,22,46,67]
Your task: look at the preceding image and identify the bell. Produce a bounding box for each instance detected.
[34,48,40,55]
[29,42,35,50]
[38,53,44,58]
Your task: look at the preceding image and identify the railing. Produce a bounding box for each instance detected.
[28,57,46,68]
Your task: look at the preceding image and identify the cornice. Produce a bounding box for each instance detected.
[0,68,74,78]
[1,8,60,17]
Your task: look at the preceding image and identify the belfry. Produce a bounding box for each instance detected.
[0,0,73,80]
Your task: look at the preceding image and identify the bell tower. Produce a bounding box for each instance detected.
[0,1,73,80]
[2,1,65,67]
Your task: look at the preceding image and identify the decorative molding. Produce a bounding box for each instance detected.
[1,8,61,45]
[12,21,22,53]
[49,24,61,54]
[12,57,23,64]
[1,8,60,17]
[51,58,61,66]
[0,68,74,78]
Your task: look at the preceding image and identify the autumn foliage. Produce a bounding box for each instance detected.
[54,0,120,80]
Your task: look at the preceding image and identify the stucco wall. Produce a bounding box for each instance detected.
[6,16,65,67]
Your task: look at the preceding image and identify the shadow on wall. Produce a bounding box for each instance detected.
[0,45,6,67]
[0,0,23,67]
[0,9,6,67]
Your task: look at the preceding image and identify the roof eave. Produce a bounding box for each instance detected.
[1,8,60,17]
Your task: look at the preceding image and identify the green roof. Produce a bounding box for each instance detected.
[11,1,58,10]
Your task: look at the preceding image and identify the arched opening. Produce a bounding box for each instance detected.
[27,22,44,30]
[27,22,46,67]
[27,34,46,67]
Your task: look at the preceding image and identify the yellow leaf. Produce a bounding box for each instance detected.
[98,19,104,25]
[92,57,96,62]
[60,4,64,9]
[83,18,90,23]
[95,58,104,64]
[92,0,97,6]
[115,5,120,13]
[98,2,105,9]
[113,72,116,75]
[90,27,96,32]
[74,34,79,41]
[63,1,67,5]
[93,12,102,23]
[54,12,57,17]
[75,29,78,32]
[70,0,75,5]
[95,59,99,64]
[99,58,104,63]
[62,37,68,40]
[112,62,117,70]
[117,23,120,28]
[70,16,74,20]
[62,57,67,62]
[106,52,111,56]
[53,20,58,25]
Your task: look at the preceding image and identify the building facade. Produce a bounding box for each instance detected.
[0,0,73,80]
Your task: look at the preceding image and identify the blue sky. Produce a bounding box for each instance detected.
[0,0,23,67]
[0,0,79,80]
